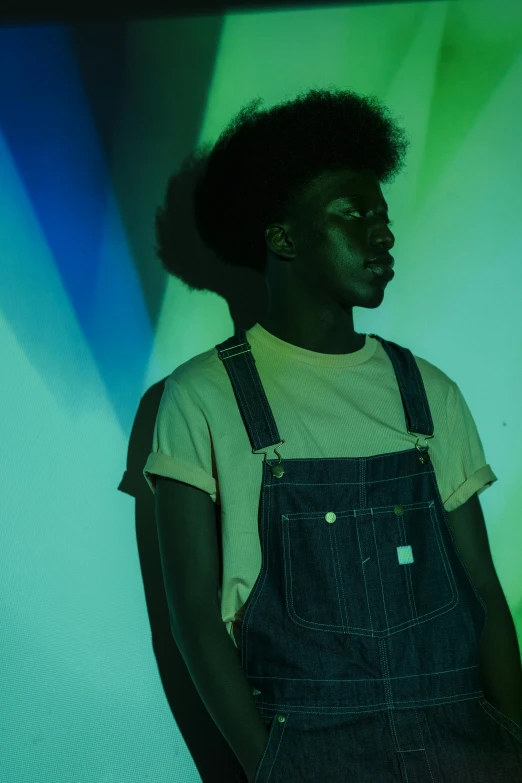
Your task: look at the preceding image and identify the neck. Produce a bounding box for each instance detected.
[258,316,365,355]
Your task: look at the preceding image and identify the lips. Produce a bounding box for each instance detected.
[365,254,394,268]
[366,260,395,281]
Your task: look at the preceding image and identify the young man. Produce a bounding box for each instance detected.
[149,87,522,782]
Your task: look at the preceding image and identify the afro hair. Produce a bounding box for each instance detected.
[160,86,411,277]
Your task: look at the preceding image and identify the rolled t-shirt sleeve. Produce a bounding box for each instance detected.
[441,381,498,512]
[143,377,217,502]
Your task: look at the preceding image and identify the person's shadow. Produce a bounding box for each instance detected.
[118,150,270,782]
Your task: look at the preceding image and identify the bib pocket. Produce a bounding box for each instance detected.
[281,501,458,636]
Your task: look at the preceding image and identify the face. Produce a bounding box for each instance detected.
[264,168,396,313]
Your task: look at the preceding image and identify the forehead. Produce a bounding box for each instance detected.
[300,168,387,210]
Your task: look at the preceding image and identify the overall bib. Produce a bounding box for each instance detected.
[216,330,522,782]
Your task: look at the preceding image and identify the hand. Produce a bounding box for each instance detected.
[245,752,263,783]
[245,731,269,783]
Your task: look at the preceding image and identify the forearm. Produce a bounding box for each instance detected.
[172,613,269,779]
[479,591,522,728]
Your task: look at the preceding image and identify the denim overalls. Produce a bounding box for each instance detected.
[216,330,522,782]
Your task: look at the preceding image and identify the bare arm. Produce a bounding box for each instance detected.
[155,477,269,779]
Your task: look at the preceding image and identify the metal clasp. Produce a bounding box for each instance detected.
[410,433,434,464]
[253,440,286,478]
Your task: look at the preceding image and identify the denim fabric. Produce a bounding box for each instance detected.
[216,331,522,782]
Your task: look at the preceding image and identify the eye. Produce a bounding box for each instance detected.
[345,210,394,227]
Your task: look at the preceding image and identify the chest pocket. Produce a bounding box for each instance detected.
[280,501,458,637]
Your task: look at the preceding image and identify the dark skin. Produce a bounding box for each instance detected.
[258,168,396,354]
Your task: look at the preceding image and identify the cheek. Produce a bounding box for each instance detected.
[329,225,361,256]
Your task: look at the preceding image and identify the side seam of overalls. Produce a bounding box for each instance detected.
[216,330,522,782]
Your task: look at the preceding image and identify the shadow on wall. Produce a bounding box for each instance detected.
[118,150,269,783]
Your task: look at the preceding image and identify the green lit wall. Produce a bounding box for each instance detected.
[1,1,522,780]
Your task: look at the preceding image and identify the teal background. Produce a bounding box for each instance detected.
[1,1,522,781]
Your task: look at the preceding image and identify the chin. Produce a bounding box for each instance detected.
[349,290,385,309]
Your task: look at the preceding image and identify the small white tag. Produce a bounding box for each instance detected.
[397,545,414,565]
